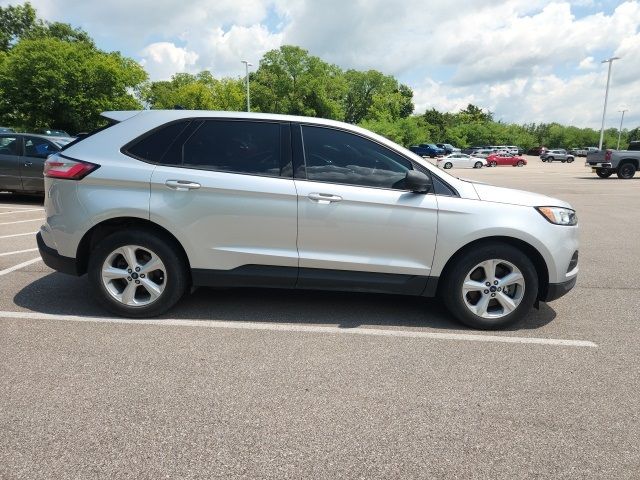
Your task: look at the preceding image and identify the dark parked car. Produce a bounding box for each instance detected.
[0,133,72,194]
[436,143,461,154]
[0,127,15,133]
[408,143,446,158]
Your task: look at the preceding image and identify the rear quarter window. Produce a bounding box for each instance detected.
[124,121,191,164]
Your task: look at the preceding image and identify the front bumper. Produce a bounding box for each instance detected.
[543,276,577,302]
[37,232,80,276]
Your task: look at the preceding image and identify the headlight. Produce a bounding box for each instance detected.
[536,206,577,226]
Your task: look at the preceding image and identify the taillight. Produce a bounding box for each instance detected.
[44,156,99,180]
[605,150,612,161]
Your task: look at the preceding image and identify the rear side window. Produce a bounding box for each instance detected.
[182,120,282,177]
[125,121,191,165]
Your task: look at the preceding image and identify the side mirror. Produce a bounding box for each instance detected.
[405,170,431,193]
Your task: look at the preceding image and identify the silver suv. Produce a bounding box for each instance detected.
[540,149,575,163]
[37,111,579,329]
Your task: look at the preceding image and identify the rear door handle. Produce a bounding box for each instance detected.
[24,161,32,167]
[308,192,342,203]
[165,180,201,191]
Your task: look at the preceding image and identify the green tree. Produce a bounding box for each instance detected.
[0,2,37,51]
[343,69,412,123]
[0,37,146,132]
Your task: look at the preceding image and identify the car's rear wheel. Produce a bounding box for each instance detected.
[490,161,497,167]
[444,162,453,169]
[617,162,636,179]
[441,243,538,329]
[88,229,189,318]
[474,161,483,168]
[596,168,613,178]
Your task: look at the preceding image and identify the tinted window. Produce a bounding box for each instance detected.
[25,137,58,158]
[126,121,190,164]
[183,120,282,177]
[301,126,413,189]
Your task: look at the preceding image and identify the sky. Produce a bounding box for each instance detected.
[5,0,640,129]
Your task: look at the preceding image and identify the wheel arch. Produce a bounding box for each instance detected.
[618,157,639,169]
[436,236,550,301]
[75,217,192,279]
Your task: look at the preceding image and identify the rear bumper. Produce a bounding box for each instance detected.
[37,232,80,276]
[543,276,577,302]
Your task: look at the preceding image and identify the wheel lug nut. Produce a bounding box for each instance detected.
[128,269,132,273]
[127,277,132,281]
[484,290,489,294]
[135,280,140,284]
[491,293,496,297]
[135,267,140,272]
[494,281,499,285]
[497,287,501,292]
[485,282,491,286]
[140,274,145,278]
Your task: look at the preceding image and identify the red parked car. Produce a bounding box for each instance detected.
[486,154,527,167]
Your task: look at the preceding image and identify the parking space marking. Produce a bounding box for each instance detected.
[0,232,37,239]
[0,218,43,226]
[0,248,39,257]
[0,208,43,216]
[0,258,42,276]
[0,311,598,348]
[0,205,42,210]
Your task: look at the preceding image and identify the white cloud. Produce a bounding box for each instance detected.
[139,43,199,80]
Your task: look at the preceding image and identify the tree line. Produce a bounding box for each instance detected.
[1,2,637,149]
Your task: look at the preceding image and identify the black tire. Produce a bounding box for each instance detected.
[88,229,189,318]
[474,161,483,169]
[617,162,636,179]
[444,162,453,169]
[567,157,574,163]
[541,159,546,162]
[490,161,497,167]
[441,243,539,330]
[596,168,613,178]
[516,160,524,167]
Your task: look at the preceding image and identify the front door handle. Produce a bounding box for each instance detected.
[165,180,201,191]
[24,161,33,167]
[308,192,342,204]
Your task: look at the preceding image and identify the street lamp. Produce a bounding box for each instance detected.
[617,108,628,150]
[241,60,253,112]
[598,56,620,150]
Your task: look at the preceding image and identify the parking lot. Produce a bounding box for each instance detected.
[1,157,639,478]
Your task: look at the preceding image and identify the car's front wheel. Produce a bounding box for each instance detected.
[444,162,453,169]
[474,161,483,168]
[441,243,539,329]
[88,229,189,318]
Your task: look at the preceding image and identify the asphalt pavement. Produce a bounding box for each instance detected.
[1,158,638,479]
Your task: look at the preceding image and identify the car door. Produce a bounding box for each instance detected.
[0,134,23,191]
[148,119,299,286]
[22,136,59,192]
[293,124,438,293]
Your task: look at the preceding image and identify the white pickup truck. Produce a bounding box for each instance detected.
[586,142,640,179]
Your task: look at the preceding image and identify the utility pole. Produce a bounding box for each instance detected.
[241,60,252,112]
[598,57,620,150]
[617,109,628,150]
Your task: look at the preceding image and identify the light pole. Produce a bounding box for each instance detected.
[598,56,620,150]
[241,60,252,112]
[617,108,628,150]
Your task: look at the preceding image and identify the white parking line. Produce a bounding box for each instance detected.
[0,208,43,216]
[0,258,42,276]
[0,232,37,239]
[0,248,38,257]
[0,205,42,210]
[0,218,43,226]
[0,310,598,348]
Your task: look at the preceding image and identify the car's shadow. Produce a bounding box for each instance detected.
[14,273,557,332]
[0,192,44,205]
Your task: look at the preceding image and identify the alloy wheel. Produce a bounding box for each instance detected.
[461,259,525,319]
[101,245,167,307]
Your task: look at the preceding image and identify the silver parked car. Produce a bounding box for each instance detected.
[37,110,579,329]
[540,149,575,163]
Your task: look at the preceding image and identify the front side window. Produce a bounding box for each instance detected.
[301,126,413,189]
[183,120,282,177]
